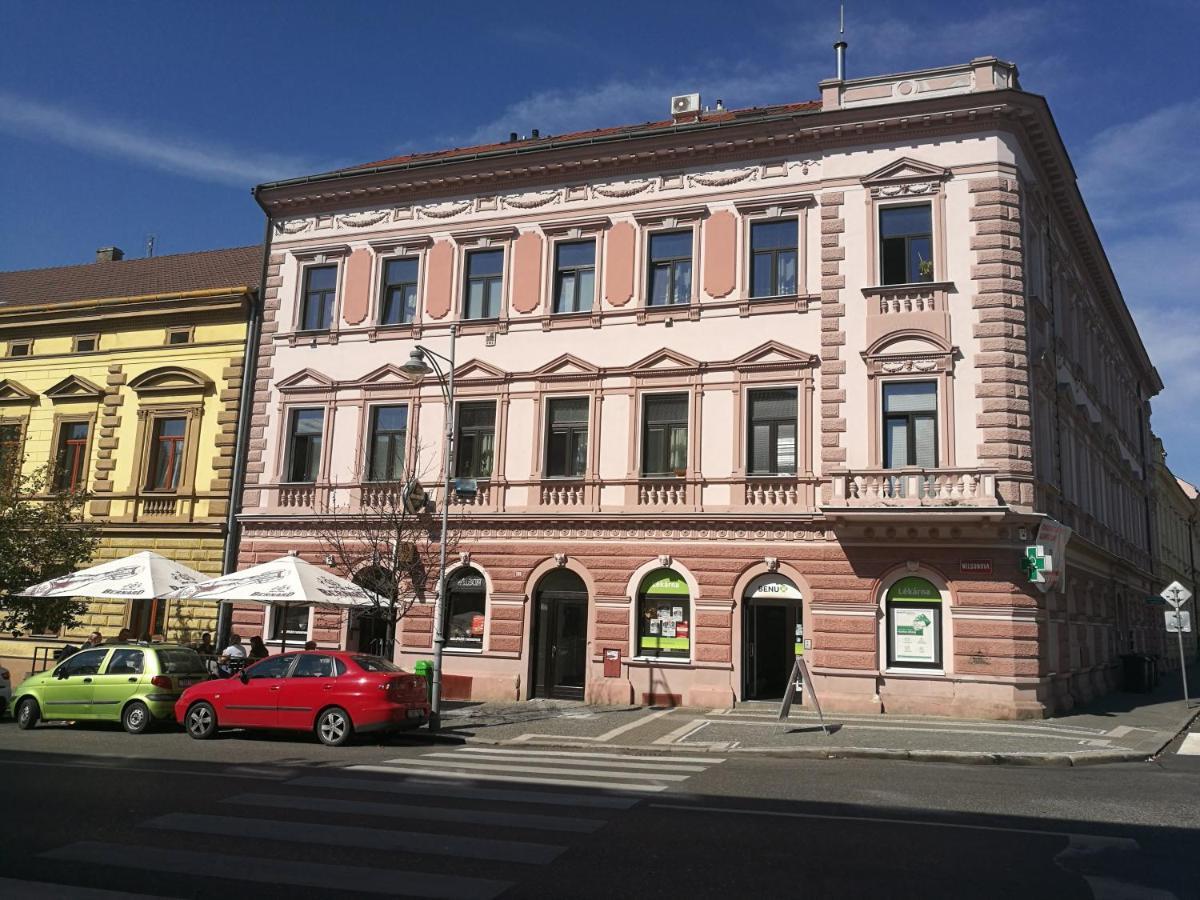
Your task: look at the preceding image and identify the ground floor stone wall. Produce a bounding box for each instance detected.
[236,520,1163,720]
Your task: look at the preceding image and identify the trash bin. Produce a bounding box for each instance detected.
[413,660,433,700]
[1120,653,1148,693]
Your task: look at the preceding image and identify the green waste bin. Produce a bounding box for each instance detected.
[413,660,433,700]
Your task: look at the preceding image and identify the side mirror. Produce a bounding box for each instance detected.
[239,669,249,685]
[55,668,67,680]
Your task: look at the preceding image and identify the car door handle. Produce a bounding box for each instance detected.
[269,685,281,691]
[82,677,92,683]
[323,684,334,690]
[127,677,137,683]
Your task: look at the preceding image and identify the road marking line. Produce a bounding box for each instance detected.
[347,764,668,792]
[375,757,692,781]
[0,758,294,781]
[41,842,509,900]
[225,792,607,833]
[418,752,707,773]
[1178,733,1200,755]
[687,719,1115,743]
[0,877,178,899]
[455,747,723,764]
[288,774,640,808]
[145,812,564,865]
[649,803,1143,845]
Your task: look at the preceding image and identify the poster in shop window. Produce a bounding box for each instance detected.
[891,605,938,664]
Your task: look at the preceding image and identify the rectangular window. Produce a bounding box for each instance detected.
[366,405,408,482]
[380,257,419,325]
[445,569,486,650]
[0,423,23,475]
[647,231,692,306]
[750,219,798,298]
[464,249,504,320]
[285,408,324,483]
[270,605,310,641]
[300,265,337,331]
[53,421,90,492]
[883,382,938,468]
[553,240,595,314]
[146,417,186,491]
[166,327,193,345]
[880,205,933,285]
[747,388,798,475]
[642,394,689,476]
[73,335,98,353]
[455,401,496,479]
[544,397,588,478]
[8,340,32,357]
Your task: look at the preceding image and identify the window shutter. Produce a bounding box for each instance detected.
[750,424,771,472]
[914,416,937,467]
[886,418,910,467]
[548,398,588,425]
[883,382,936,413]
[750,389,797,420]
[646,394,688,425]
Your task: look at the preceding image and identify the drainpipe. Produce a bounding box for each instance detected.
[216,207,271,647]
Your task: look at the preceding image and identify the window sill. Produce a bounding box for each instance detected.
[443,647,484,655]
[287,330,339,347]
[884,667,945,677]
[862,281,953,295]
[628,656,692,666]
[637,302,697,325]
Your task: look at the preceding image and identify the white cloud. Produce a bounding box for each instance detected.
[0,90,322,187]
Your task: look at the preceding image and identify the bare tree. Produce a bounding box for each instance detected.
[314,440,461,660]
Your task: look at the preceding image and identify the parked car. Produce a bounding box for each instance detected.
[13,643,209,734]
[0,666,11,717]
[176,650,430,747]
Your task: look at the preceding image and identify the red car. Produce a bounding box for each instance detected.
[175,650,429,746]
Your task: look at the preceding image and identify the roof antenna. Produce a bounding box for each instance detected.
[834,3,848,81]
[145,234,156,258]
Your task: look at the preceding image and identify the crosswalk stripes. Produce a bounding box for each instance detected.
[1177,733,1200,755]
[345,745,725,794]
[26,746,722,899]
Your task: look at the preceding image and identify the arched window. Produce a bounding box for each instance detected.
[445,567,486,651]
[885,576,942,670]
[637,569,691,660]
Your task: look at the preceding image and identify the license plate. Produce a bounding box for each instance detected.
[406,709,424,719]
[179,678,196,687]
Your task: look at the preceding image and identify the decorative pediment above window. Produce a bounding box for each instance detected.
[732,193,816,216]
[128,366,212,397]
[732,341,820,371]
[453,358,508,382]
[290,243,351,263]
[863,331,955,376]
[861,157,949,198]
[276,368,335,394]
[632,205,708,228]
[532,353,600,382]
[449,224,519,247]
[0,378,37,404]
[350,363,416,390]
[629,347,703,375]
[44,374,105,402]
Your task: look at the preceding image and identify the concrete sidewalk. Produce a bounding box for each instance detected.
[436,676,1200,766]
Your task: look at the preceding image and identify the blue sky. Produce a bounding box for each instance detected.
[1,0,1197,480]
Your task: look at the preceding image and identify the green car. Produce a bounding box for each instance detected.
[13,643,209,734]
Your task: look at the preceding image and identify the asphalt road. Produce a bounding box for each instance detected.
[0,717,1196,899]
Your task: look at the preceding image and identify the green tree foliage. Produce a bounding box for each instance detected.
[0,461,99,636]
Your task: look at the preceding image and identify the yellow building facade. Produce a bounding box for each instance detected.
[0,246,259,678]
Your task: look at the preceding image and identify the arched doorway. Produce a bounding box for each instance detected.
[742,573,803,700]
[531,569,588,700]
[352,566,396,656]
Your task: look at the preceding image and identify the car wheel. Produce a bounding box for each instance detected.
[122,701,152,735]
[16,697,40,730]
[316,707,353,747]
[185,702,218,740]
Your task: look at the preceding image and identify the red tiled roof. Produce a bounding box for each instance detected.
[337,100,822,174]
[0,245,261,309]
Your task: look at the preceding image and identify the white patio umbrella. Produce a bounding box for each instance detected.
[164,554,383,653]
[17,550,210,643]
[18,550,209,600]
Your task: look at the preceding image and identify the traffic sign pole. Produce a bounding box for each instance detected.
[1161,582,1192,709]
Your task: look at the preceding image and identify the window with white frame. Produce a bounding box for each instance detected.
[366,405,407,482]
[647,231,692,306]
[285,408,324,483]
[747,388,798,475]
[879,205,933,285]
[379,257,419,325]
[300,265,337,331]
[464,249,504,320]
[544,397,588,478]
[553,240,596,314]
[749,219,798,298]
[642,394,688,476]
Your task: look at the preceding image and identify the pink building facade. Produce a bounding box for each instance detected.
[238,57,1166,719]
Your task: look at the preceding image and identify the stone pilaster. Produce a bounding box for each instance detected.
[89,363,126,516]
[969,176,1033,507]
[242,250,283,507]
[819,191,847,503]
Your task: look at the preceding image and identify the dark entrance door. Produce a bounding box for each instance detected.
[355,612,391,656]
[744,603,790,700]
[531,570,588,700]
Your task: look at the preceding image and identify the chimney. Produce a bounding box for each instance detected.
[531,128,540,139]
[509,131,518,142]
[95,246,124,263]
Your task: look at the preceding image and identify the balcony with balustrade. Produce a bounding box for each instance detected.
[823,467,1004,520]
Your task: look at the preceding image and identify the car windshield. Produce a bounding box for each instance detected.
[156,649,207,675]
[351,655,402,673]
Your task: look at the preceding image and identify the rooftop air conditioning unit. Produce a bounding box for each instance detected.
[671,93,700,118]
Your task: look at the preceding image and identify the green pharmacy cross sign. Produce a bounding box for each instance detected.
[1022,545,1048,583]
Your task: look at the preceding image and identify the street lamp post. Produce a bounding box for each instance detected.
[400,324,457,731]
